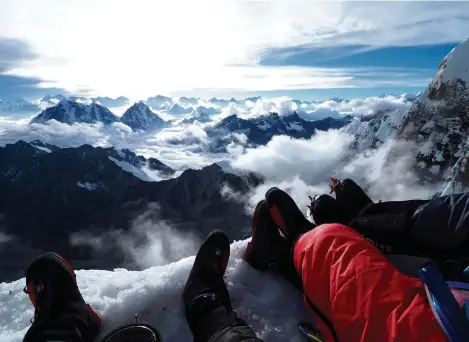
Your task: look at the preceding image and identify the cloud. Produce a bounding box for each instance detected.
[0,118,231,171]
[232,130,355,184]
[70,203,200,269]
[309,94,413,116]
[0,38,36,72]
[1,1,467,97]
[209,94,414,121]
[343,140,439,201]
[230,129,440,213]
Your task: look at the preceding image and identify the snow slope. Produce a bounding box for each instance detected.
[0,240,310,342]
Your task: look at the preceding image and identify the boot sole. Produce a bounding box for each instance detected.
[266,187,313,239]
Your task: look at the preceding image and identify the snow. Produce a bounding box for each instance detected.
[256,122,271,131]
[116,149,126,159]
[436,38,469,85]
[31,145,51,153]
[109,157,157,182]
[287,123,305,132]
[421,120,436,133]
[0,240,310,342]
[429,165,440,175]
[77,181,98,191]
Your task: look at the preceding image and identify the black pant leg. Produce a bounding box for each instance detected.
[188,305,262,342]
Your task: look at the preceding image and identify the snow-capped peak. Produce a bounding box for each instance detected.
[121,102,166,131]
[31,99,119,125]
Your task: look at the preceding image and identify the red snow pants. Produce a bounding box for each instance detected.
[293,223,447,342]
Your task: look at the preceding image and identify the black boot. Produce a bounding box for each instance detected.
[244,199,304,291]
[23,253,101,342]
[265,187,315,243]
[310,194,346,225]
[183,230,234,341]
[334,178,373,223]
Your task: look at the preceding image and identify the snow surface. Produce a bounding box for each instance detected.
[31,145,51,153]
[288,123,305,132]
[0,240,310,342]
[108,157,162,182]
[77,181,98,191]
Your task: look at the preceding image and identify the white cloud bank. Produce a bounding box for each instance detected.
[230,129,439,215]
[1,1,467,97]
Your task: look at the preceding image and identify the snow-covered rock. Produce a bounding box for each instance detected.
[0,240,309,342]
[121,102,166,131]
[77,181,98,191]
[0,99,40,114]
[396,38,469,185]
[345,109,408,151]
[31,99,120,125]
[179,111,213,125]
[209,112,352,145]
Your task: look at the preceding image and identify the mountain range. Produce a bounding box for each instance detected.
[29,99,352,144]
[208,112,353,145]
[0,140,260,281]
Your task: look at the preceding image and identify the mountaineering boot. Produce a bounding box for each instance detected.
[333,178,373,223]
[244,200,304,291]
[265,187,315,243]
[309,194,346,225]
[183,230,233,342]
[23,252,101,342]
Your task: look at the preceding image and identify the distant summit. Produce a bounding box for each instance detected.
[121,102,166,130]
[31,99,119,125]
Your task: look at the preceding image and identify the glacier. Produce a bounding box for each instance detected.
[0,240,310,342]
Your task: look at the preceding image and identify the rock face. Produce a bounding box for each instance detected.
[121,102,166,130]
[208,112,352,145]
[0,141,260,281]
[31,99,120,124]
[342,38,469,193]
[395,38,469,185]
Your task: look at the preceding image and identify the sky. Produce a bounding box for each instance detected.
[0,0,468,101]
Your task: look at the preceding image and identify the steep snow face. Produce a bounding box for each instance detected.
[345,108,408,151]
[0,99,39,114]
[397,38,469,185]
[121,102,166,131]
[0,240,310,342]
[31,99,120,125]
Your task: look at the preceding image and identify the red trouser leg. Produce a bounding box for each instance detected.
[293,224,446,342]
